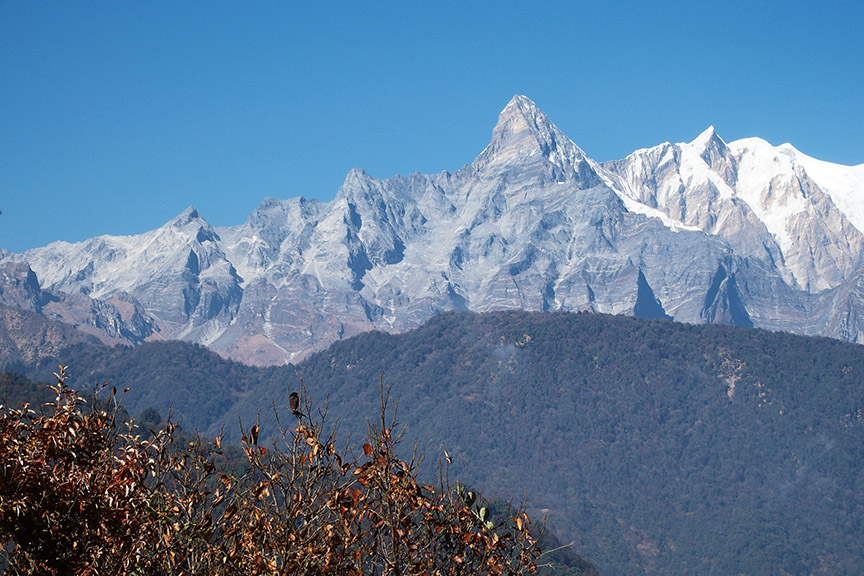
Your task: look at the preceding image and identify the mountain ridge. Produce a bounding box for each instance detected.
[2,95,863,364]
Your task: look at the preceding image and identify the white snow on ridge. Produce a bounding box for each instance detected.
[690,125,719,151]
[782,145,864,234]
[619,194,703,233]
[678,139,734,201]
[727,137,808,251]
[593,158,702,233]
[727,137,864,233]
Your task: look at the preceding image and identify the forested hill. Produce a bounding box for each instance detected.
[7,310,864,575]
[230,311,864,576]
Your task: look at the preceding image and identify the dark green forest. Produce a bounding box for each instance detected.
[7,311,864,575]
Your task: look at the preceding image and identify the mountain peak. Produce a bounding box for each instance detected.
[499,94,543,120]
[474,95,590,177]
[335,168,375,203]
[173,206,200,222]
[167,206,219,243]
[690,126,726,152]
[690,126,733,177]
[490,94,554,148]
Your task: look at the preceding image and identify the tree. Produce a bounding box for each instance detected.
[138,406,162,428]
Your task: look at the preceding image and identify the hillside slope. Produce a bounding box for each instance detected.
[11,310,864,575]
[234,311,864,576]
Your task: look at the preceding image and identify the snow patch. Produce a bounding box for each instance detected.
[785,147,864,233]
[728,138,808,251]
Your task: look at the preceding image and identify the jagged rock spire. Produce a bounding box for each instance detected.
[475,95,573,165]
[473,95,600,187]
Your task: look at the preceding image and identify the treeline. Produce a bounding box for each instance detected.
[22,340,295,434]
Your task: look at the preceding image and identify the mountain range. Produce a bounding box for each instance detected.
[2,95,864,364]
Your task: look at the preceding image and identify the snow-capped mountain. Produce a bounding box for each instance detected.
[605,127,864,292]
[9,207,243,344]
[3,95,863,364]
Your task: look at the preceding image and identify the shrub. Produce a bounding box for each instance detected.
[0,369,152,574]
[0,369,539,575]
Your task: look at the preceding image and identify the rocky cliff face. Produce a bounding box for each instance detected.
[3,95,863,364]
[0,261,157,348]
[0,304,105,367]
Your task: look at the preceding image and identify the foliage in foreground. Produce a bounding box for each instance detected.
[0,368,539,575]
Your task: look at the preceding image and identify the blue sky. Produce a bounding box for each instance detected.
[2,1,863,253]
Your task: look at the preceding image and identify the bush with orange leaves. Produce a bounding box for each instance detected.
[0,369,540,575]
